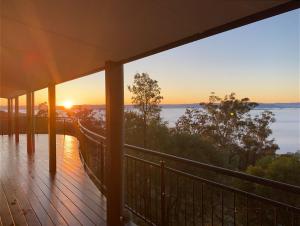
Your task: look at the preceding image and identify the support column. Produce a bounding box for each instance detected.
[48,84,56,173]
[105,61,124,226]
[31,92,35,151]
[7,98,12,135]
[15,96,19,143]
[26,92,33,153]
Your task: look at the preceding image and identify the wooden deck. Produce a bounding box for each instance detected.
[0,134,107,226]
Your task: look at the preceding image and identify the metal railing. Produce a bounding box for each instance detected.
[77,120,300,226]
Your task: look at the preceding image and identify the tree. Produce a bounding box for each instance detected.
[246,153,300,207]
[36,102,48,117]
[175,93,278,169]
[128,73,163,147]
[74,106,96,123]
[247,154,300,186]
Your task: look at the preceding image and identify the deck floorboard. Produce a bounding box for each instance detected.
[0,134,106,226]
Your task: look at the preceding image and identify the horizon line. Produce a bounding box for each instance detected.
[3,101,300,108]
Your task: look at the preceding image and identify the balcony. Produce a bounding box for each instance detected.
[1,1,299,226]
[2,117,299,225]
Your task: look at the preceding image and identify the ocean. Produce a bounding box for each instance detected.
[1,105,299,154]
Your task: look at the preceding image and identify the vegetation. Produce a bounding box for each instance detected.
[126,77,279,171]
[36,101,48,117]
[175,92,278,170]
[247,152,300,186]
[128,73,163,147]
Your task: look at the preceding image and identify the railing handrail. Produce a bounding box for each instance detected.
[124,144,300,195]
[125,153,300,212]
[78,119,106,141]
[77,119,300,195]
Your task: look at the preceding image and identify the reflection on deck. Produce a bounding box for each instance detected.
[0,134,106,226]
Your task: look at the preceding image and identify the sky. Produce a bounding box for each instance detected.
[0,9,299,107]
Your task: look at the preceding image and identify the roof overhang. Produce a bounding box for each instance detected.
[0,0,299,98]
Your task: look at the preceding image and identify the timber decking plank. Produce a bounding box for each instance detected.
[3,176,41,226]
[36,169,106,221]
[14,149,85,226]
[26,151,105,224]
[30,136,105,225]
[0,182,28,226]
[0,134,107,226]
[2,156,56,226]
[0,181,14,226]
[39,164,106,210]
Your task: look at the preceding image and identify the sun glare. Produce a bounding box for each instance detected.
[63,100,73,109]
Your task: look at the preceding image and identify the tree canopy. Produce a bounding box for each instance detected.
[128,73,163,147]
[175,92,278,169]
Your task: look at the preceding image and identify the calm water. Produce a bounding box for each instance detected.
[2,107,299,154]
[161,108,300,154]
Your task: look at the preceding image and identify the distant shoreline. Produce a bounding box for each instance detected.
[1,102,300,110]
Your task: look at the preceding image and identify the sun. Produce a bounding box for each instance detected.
[63,100,73,109]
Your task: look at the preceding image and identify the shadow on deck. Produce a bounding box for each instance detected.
[0,134,106,226]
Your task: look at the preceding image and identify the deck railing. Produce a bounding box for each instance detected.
[77,119,300,226]
[1,116,299,225]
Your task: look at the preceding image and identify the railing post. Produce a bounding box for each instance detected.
[105,61,124,226]
[100,142,104,184]
[160,160,166,226]
[48,84,56,173]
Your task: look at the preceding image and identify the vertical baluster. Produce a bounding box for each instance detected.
[192,181,195,226]
[126,157,129,205]
[211,187,214,226]
[260,202,263,226]
[138,161,141,213]
[149,165,152,221]
[184,178,187,226]
[175,175,179,225]
[156,166,159,224]
[169,172,173,226]
[134,160,137,210]
[233,192,236,226]
[221,190,224,226]
[139,161,142,213]
[160,160,166,226]
[96,143,99,175]
[100,142,104,184]
[202,183,204,226]
[130,159,134,208]
[274,207,277,226]
[246,195,248,226]
[143,162,146,217]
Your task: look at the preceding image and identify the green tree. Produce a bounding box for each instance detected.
[128,73,163,147]
[246,153,300,207]
[176,93,278,169]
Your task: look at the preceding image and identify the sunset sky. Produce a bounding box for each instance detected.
[0,9,299,107]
